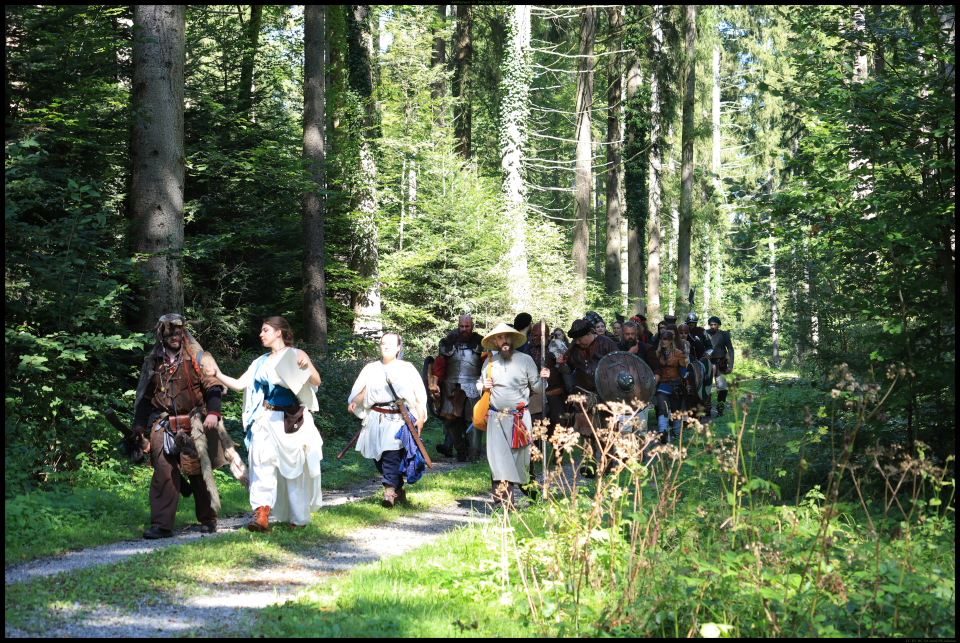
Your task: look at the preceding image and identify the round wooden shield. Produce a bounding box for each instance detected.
[595,351,656,406]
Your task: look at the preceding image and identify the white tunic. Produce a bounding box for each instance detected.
[238,349,323,524]
[348,359,427,461]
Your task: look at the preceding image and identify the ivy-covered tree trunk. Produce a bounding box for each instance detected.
[131,5,186,329]
[676,4,696,311]
[572,7,595,291]
[645,5,664,322]
[500,4,532,312]
[348,5,381,334]
[237,5,263,116]
[453,4,473,160]
[302,5,327,347]
[604,6,623,297]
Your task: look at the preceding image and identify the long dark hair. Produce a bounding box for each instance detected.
[263,316,294,347]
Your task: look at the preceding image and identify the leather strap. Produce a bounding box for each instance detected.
[373,406,400,414]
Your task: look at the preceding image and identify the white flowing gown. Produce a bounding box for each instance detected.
[239,348,324,525]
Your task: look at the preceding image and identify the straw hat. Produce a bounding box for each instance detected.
[481,322,527,351]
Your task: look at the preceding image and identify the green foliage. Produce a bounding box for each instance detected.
[489,367,955,637]
[756,5,955,457]
[5,139,150,495]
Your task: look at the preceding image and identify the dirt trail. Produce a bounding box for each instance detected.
[3,457,474,587]
[5,450,598,638]
[4,457,511,638]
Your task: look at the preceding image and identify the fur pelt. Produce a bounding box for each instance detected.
[188,415,250,513]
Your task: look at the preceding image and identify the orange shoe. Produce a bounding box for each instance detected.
[247,505,271,532]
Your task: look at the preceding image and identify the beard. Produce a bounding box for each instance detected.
[499,343,514,359]
[458,329,473,341]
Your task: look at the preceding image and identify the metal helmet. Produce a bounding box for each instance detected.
[686,312,698,323]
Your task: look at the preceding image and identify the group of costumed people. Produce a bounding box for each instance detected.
[126,308,735,535]
[423,310,734,495]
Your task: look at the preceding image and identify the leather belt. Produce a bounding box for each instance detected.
[263,400,299,412]
[373,406,400,414]
[545,387,565,396]
[167,414,192,432]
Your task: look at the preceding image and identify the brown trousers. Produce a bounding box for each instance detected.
[149,421,216,530]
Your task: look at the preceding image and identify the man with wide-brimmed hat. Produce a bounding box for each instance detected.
[476,322,550,507]
[556,319,619,477]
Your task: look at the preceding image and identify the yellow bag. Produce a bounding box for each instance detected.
[472,358,493,431]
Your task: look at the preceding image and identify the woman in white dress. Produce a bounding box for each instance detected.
[347,332,427,508]
[207,316,324,531]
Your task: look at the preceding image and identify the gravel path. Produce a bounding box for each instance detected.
[3,456,473,587]
[5,495,497,638]
[4,450,591,638]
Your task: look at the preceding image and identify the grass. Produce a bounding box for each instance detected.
[4,457,494,634]
[248,520,539,638]
[4,415,446,565]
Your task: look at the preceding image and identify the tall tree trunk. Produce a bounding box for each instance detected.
[348,5,381,334]
[237,5,263,116]
[712,44,722,198]
[500,4,532,312]
[625,54,644,314]
[595,170,602,277]
[573,7,596,292]
[646,5,663,322]
[677,4,696,312]
[703,242,711,316]
[605,6,624,297]
[453,4,473,160]
[302,5,327,347]
[769,235,780,366]
[131,5,186,330]
[431,5,446,127]
[871,5,885,75]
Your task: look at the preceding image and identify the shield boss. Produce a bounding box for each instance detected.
[595,351,656,406]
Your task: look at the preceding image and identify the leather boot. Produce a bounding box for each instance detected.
[467,425,483,460]
[247,506,270,532]
[382,486,398,508]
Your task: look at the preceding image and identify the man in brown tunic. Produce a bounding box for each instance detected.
[132,314,225,539]
[556,319,619,478]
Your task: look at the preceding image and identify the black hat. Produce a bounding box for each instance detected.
[584,311,604,328]
[513,312,533,331]
[708,316,722,325]
[569,319,593,339]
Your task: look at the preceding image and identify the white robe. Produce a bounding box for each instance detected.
[477,352,542,483]
[238,348,323,525]
[348,359,427,461]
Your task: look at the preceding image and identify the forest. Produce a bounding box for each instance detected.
[4,4,956,638]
